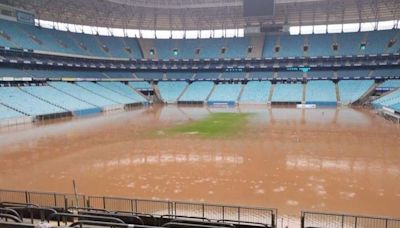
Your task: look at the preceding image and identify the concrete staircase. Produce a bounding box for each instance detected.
[138,38,157,59]
[335,83,341,104]
[247,34,265,58]
[206,83,217,102]
[237,83,246,102]
[268,84,275,103]
[176,83,190,102]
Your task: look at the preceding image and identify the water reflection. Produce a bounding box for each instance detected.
[158,106,371,126]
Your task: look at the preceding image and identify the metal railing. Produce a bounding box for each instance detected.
[87,196,277,227]
[0,189,86,209]
[0,189,277,227]
[301,211,400,228]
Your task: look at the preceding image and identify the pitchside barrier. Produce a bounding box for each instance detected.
[301,211,400,228]
[0,189,277,227]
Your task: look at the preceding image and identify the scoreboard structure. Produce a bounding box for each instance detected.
[243,0,275,18]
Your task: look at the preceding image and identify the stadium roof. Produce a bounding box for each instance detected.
[2,0,399,30]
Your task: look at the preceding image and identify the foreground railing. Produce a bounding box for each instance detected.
[0,189,277,227]
[301,211,400,228]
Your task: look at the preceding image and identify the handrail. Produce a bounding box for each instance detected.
[0,208,22,220]
[162,221,233,228]
[47,212,126,225]
[161,214,211,222]
[69,220,162,228]
[0,213,23,223]
[217,219,269,228]
[78,210,144,225]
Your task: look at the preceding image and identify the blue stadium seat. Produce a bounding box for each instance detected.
[221,72,246,79]
[372,89,400,109]
[240,81,271,104]
[48,82,117,108]
[179,81,215,102]
[271,83,303,103]
[305,80,337,105]
[135,72,164,80]
[279,35,305,57]
[76,82,135,104]
[97,82,147,103]
[307,34,334,56]
[195,72,221,79]
[158,81,188,103]
[97,36,130,58]
[208,83,242,104]
[378,80,400,89]
[0,104,25,120]
[307,70,335,79]
[21,85,101,115]
[336,69,370,78]
[0,87,66,116]
[129,81,152,90]
[338,80,374,104]
[166,72,194,79]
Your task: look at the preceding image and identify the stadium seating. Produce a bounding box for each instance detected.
[221,72,246,79]
[166,72,194,79]
[25,69,106,79]
[50,29,88,55]
[279,34,305,57]
[97,82,147,103]
[195,72,221,79]
[271,83,303,103]
[240,81,271,104]
[372,89,400,109]
[21,85,101,115]
[307,70,335,79]
[0,104,25,120]
[336,32,365,56]
[262,35,278,58]
[248,71,274,79]
[103,71,134,78]
[277,71,304,79]
[0,87,66,116]
[0,18,399,59]
[377,80,400,89]
[97,35,130,58]
[305,80,337,105]
[371,68,400,78]
[208,83,242,104]
[337,69,371,78]
[307,33,335,56]
[123,37,143,59]
[0,68,31,78]
[198,38,224,59]
[338,80,374,104]
[129,81,152,89]
[157,81,188,103]
[179,81,215,103]
[223,37,251,58]
[364,30,399,55]
[76,82,136,104]
[135,71,164,80]
[48,82,118,108]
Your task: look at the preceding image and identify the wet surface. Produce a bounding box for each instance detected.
[0,105,399,219]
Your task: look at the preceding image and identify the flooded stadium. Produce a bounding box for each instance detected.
[0,105,399,222]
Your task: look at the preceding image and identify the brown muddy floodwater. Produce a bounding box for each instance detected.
[0,105,399,221]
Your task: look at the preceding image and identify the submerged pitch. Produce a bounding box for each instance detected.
[165,112,249,138]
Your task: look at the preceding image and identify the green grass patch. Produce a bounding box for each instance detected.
[165,112,250,138]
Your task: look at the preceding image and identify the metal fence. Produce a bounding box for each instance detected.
[0,189,86,208]
[301,211,400,228]
[0,189,277,227]
[87,196,277,227]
